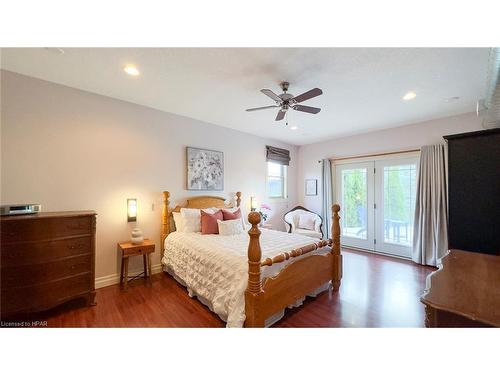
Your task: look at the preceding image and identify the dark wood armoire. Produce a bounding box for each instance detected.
[444,128,500,255]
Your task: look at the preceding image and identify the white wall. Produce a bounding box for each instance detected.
[297,112,483,214]
[0,70,298,286]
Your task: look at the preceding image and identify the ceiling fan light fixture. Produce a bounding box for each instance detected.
[246,82,323,122]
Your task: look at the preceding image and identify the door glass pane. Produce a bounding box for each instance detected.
[341,168,368,239]
[383,164,416,246]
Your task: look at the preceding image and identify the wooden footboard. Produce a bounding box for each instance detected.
[245,204,342,327]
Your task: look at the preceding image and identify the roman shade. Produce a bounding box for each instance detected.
[266,145,290,166]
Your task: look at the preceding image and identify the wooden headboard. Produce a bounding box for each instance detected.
[161,191,241,257]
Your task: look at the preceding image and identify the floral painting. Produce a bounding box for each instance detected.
[187,147,224,190]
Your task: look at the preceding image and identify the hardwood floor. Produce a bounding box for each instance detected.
[276,249,435,327]
[10,249,435,328]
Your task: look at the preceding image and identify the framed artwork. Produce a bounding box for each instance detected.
[186,147,224,191]
[305,179,318,196]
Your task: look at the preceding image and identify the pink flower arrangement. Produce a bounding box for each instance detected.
[258,204,271,222]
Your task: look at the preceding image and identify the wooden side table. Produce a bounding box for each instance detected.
[117,239,155,290]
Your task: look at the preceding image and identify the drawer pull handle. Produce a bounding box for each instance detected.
[68,243,84,250]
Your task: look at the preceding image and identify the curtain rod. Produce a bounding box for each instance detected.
[319,148,420,163]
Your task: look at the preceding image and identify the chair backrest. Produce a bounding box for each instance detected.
[283,206,323,237]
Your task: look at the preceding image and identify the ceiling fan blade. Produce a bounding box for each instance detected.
[261,89,283,103]
[275,110,286,121]
[246,105,279,112]
[293,105,321,114]
[293,88,323,103]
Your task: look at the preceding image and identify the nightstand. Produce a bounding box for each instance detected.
[117,239,155,290]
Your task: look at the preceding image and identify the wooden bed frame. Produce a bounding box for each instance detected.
[161,191,342,327]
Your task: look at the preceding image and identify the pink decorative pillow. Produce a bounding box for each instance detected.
[222,208,241,221]
[201,209,223,234]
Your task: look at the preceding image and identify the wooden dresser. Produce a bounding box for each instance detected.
[1,211,96,319]
[421,250,500,327]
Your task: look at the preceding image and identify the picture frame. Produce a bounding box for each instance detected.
[186,147,224,191]
[305,179,318,196]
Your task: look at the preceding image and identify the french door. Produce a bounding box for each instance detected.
[335,162,375,250]
[335,154,418,258]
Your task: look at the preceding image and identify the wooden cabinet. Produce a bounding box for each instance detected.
[444,128,500,255]
[1,211,96,318]
[421,250,500,327]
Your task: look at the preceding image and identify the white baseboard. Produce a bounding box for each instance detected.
[95,264,163,289]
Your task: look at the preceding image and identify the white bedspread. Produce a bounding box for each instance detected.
[161,228,327,327]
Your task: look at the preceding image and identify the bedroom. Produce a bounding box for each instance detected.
[1,2,499,375]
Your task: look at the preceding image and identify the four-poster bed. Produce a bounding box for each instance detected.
[160,191,342,327]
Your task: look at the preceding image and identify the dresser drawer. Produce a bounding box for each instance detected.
[1,273,92,316]
[1,216,93,243]
[1,254,92,289]
[1,236,92,267]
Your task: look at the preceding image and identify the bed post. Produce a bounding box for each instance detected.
[331,204,342,291]
[236,191,241,208]
[244,211,264,327]
[161,191,170,260]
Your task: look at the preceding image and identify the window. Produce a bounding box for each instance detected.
[267,161,287,198]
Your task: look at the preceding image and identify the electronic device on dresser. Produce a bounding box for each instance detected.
[0,203,41,216]
[1,211,96,319]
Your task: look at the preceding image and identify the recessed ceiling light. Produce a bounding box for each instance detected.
[444,96,460,103]
[124,65,140,76]
[402,91,417,101]
[290,126,298,130]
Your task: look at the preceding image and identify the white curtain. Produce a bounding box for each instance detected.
[321,159,333,239]
[412,144,449,266]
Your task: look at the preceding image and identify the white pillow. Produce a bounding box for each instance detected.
[298,214,316,231]
[221,206,245,229]
[217,219,244,236]
[172,212,185,232]
[180,208,201,232]
[180,208,200,218]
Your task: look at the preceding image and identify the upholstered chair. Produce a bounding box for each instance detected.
[283,206,323,239]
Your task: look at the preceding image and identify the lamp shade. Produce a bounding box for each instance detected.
[250,196,258,211]
[127,199,137,222]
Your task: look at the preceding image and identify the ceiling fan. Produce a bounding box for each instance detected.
[246,82,323,121]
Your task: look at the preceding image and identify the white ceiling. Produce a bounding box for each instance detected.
[1,48,490,145]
